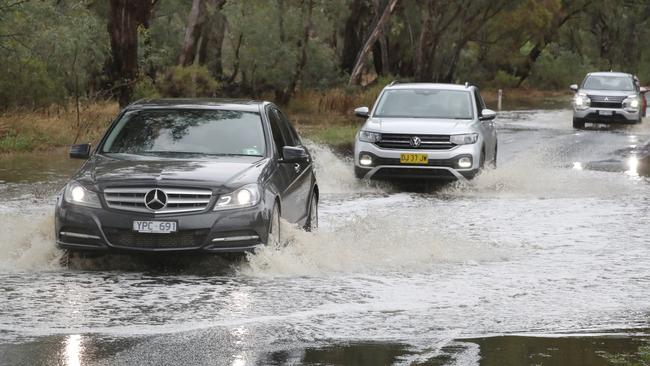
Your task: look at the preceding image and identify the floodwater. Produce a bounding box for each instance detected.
[1,110,649,365]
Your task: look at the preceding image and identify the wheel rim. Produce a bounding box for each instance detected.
[309,196,318,229]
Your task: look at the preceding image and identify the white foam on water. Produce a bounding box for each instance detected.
[243,214,508,277]
[0,211,62,271]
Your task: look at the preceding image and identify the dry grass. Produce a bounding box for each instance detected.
[0,102,118,153]
[482,88,571,110]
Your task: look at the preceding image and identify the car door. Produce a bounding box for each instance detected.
[474,89,496,158]
[273,107,313,224]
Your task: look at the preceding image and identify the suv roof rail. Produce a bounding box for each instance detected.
[388,80,399,86]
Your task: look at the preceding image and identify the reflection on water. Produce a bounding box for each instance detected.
[64,334,82,366]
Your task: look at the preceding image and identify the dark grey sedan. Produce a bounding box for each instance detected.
[56,99,318,255]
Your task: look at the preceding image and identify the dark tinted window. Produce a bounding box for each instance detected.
[276,109,301,145]
[267,107,292,154]
[102,109,266,156]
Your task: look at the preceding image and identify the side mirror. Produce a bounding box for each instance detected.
[640,87,647,94]
[281,145,309,163]
[479,109,496,121]
[69,143,91,159]
[569,84,579,92]
[354,106,369,118]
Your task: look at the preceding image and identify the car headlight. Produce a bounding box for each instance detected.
[63,181,101,208]
[573,93,590,110]
[623,95,640,111]
[214,184,260,210]
[359,130,381,143]
[450,133,478,145]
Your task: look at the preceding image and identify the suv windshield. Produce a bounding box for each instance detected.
[374,89,473,119]
[583,75,635,91]
[102,109,266,156]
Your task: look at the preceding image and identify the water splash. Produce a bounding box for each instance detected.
[0,212,62,271]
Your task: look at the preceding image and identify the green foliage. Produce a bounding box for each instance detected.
[529,46,593,89]
[492,71,520,89]
[132,78,160,100]
[157,65,220,98]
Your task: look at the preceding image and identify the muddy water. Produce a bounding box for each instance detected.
[1,110,649,365]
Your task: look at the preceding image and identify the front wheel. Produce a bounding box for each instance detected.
[305,193,318,231]
[573,117,585,129]
[267,204,281,247]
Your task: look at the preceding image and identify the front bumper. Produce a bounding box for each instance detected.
[55,196,270,253]
[354,140,481,181]
[573,107,641,124]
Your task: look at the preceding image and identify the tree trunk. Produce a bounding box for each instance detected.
[276,0,313,105]
[108,0,156,108]
[349,0,399,85]
[341,0,367,74]
[179,0,206,66]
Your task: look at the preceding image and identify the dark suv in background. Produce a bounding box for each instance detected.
[571,72,647,129]
[56,99,318,255]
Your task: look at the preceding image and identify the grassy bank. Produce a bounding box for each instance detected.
[0,87,570,154]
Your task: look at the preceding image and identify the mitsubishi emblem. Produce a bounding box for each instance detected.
[144,189,167,211]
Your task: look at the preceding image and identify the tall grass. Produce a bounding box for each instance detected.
[0,102,118,153]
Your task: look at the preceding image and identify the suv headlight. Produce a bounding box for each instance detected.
[623,95,640,111]
[573,93,590,110]
[359,130,381,143]
[214,184,260,210]
[63,181,101,208]
[450,133,478,145]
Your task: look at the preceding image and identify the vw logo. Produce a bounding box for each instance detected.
[410,136,422,148]
[144,189,167,211]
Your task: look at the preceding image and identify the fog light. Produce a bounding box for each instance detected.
[458,157,472,169]
[360,154,373,166]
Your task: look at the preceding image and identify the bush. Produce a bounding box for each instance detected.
[492,70,520,89]
[529,46,592,89]
[132,77,160,100]
[157,65,220,98]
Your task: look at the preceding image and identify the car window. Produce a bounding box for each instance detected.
[276,109,301,145]
[583,76,635,91]
[374,89,474,119]
[102,109,266,156]
[474,89,486,116]
[267,107,293,156]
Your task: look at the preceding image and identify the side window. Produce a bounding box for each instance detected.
[267,107,289,155]
[276,109,301,145]
[474,89,486,115]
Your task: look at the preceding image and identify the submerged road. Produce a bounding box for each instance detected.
[0,109,649,365]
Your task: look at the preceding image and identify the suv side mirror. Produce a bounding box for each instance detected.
[281,145,309,163]
[479,109,496,121]
[354,106,369,118]
[569,84,579,92]
[640,87,648,94]
[69,143,91,159]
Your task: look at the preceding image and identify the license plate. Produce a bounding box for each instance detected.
[400,153,428,164]
[133,221,177,233]
[600,110,613,116]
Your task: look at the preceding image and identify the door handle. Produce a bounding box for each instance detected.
[294,163,301,174]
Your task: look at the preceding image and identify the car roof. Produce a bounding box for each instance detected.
[384,83,473,91]
[586,71,633,78]
[126,98,265,112]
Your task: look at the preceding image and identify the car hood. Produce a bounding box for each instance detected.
[579,89,637,97]
[73,154,270,192]
[364,117,476,135]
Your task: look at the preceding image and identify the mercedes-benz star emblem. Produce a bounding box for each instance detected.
[144,189,167,211]
[410,136,422,148]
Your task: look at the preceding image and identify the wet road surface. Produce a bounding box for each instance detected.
[1,110,649,365]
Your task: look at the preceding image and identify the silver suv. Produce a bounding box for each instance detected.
[353,83,497,181]
[571,72,647,129]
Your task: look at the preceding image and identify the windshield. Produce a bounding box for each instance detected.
[102,109,266,156]
[373,89,473,119]
[583,75,635,91]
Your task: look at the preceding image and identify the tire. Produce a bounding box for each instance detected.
[267,203,281,247]
[305,193,318,231]
[491,143,498,169]
[354,166,368,179]
[573,117,585,129]
[479,147,486,169]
